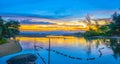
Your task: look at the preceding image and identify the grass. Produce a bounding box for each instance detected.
[0,38,7,45]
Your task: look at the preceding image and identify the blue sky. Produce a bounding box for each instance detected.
[0,0,120,19]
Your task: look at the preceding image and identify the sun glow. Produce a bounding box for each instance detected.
[19,18,110,32]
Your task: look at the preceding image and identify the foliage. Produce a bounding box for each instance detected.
[5,20,20,38]
[0,16,20,44]
[84,30,99,37]
[84,12,120,37]
[111,12,120,35]
[0,38,7,44]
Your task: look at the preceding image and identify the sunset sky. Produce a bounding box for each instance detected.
[0,0,120,20]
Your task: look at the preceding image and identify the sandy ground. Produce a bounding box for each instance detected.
[0,40,22,57]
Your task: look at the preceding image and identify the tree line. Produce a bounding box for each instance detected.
[84,12,120,37]
[0,16,20,44]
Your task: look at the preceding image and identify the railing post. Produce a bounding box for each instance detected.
[48,38,51,64]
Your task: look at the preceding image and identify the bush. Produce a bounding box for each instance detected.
[84,30,99,37]
[0,38,7,44]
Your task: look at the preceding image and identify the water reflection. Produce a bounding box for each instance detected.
[0,36,120,64]
[109,38,120,59]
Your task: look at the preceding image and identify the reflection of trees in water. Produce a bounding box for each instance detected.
[86,40,92,57]
[109,38,120,59]
[96,39,100,49]
[86,38,104,58]
[33,37,120,63]
[86,38,120,59]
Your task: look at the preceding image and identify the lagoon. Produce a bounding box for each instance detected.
[0,36,120,64]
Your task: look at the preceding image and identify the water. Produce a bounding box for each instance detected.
[0,36,120,64]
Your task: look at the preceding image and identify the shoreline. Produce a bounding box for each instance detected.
[92,36,120,38]
[17,34,120,38]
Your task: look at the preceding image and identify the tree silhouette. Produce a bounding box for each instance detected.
[0,16,20,40]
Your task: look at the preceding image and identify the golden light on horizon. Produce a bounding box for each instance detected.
[19,24,88,31]
[19,18,110,32]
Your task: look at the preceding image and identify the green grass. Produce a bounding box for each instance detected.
[0,38,7,45]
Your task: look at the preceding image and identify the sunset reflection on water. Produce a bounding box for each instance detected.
[0,36,120,64]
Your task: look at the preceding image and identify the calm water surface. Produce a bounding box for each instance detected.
[0,36,120,64]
